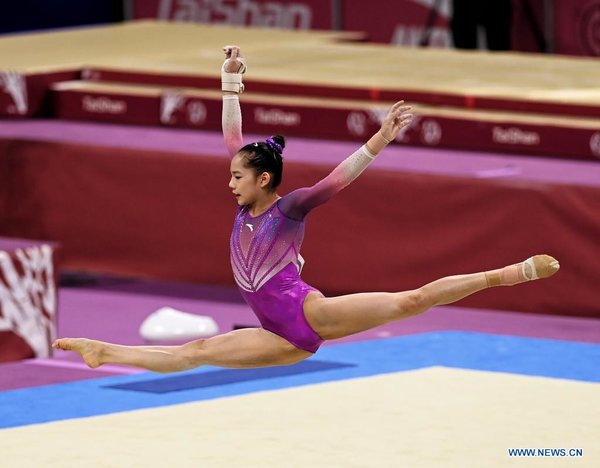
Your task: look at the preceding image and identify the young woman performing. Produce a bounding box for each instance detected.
[53,46,559,372]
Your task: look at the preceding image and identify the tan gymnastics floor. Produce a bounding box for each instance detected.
[1,20,599,107]
[1,367,597,468]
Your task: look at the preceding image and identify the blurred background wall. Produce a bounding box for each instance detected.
[0,0,124,34]
[1,0,598,57]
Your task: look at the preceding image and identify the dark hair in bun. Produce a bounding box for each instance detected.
[239,135,285,190]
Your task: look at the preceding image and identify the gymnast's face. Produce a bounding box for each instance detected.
[229,153,270,206]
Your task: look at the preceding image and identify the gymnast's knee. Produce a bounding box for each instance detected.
[395,289,431,317]
[176,339,208,370]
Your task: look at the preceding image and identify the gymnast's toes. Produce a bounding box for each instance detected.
[524,254,560,280]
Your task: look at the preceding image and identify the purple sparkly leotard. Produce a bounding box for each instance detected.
[230,199,322,352]
[223,94,376,353]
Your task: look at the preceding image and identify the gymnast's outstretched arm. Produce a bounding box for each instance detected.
[221,45,245,157]
[279,101,413,220]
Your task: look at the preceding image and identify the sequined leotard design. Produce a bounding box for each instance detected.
[223,93,376,353]
[231,199,322,352]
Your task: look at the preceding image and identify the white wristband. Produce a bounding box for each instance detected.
[221,62,246,94]
[222,72,244,93]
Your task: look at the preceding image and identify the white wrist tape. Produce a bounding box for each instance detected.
[221,62,246,94]
[222,72,244,93]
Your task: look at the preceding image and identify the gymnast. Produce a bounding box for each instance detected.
[53,45,560,371]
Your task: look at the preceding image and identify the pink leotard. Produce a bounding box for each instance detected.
[223,94,376,353]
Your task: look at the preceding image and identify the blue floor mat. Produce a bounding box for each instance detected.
[1,331,598,429]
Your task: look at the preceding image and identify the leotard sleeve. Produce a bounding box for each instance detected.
[279,145,376,220]
[222,95,243,157]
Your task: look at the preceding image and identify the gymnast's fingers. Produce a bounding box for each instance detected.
[390,100,405,112]
[223,44,239,57]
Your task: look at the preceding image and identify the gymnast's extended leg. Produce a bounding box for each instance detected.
[304,255,559,340]
[52,328,312,372]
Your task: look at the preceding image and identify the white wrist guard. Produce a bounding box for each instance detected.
[221,62,247,94]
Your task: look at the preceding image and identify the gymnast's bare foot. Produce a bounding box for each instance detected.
[52,338,105,368]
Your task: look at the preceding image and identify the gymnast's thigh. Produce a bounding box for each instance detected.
[303,291,413,340]
[196,328,313,368]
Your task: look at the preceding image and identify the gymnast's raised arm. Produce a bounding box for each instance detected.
[279,101,413,220]
[221,45,246,158]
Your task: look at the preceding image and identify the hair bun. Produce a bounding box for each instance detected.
[266,135,285,154]
[272,135,285,150]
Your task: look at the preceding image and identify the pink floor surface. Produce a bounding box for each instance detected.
[1,120,599,187]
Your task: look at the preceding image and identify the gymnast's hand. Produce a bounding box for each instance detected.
[380,101,413,142]
[222,45,246,73]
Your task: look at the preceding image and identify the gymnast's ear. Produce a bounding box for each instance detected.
[258,171,272,189]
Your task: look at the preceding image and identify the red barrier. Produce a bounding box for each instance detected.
[131,0,600,56]
[1,138,598,318]
[133,0,334,29]
[343,0,451,47]
[554,0,600,56]
[514,0,600,56]
[51,85,600,161]
[79,66,600,119]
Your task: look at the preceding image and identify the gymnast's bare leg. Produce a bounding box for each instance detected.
[304,254,559,339]
[52,328,312,372]
[54,255,558,371]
